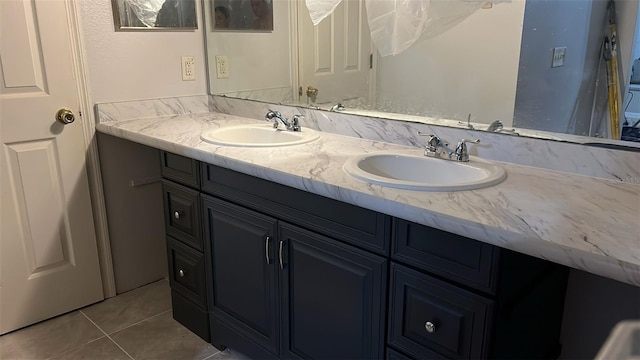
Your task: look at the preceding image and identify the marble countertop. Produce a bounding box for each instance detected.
[96,111,640,287]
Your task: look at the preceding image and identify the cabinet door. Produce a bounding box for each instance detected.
[280,223,387,360]
[202,196,280,356]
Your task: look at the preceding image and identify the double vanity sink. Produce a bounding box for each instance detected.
[200,123,507,192]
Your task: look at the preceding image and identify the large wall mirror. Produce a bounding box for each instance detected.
[203,0,640,146]
[112,0,197,29]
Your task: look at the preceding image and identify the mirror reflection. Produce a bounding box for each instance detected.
[212,0,274,30]
[113,0,197,29]
[204,0,640,145]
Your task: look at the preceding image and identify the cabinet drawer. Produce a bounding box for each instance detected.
[388,263,494,359]
[392,219,499,294]
[201,164,391,255]
[162,180,202,251]
[167,236,206,307]
[161,151,200,189]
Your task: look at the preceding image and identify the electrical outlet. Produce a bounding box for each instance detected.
[216,55,229,79]
[181,56,195,81]
[551,47,566,68]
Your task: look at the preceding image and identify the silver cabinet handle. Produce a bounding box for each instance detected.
[265,236,271,264]
[179,269,185,277]
[279,240,284,270]
[425,321,436,333]
[174,211,181,219]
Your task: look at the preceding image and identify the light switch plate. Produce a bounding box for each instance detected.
[552,47,566,68]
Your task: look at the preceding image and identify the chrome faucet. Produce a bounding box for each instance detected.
[265,110,302,132]
[329,103,345,112]
[418,132,480,162]
[453,138,480,162]
[487,120,504,132]
[417,132,454,159]
[487,120,519,135]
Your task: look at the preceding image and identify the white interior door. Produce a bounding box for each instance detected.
[0,0,104,334]
[298,0,373,107]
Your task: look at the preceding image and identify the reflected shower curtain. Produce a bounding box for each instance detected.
[305,0,510,56]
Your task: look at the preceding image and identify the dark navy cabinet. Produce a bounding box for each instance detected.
[280,223,387,360]
[389,219,569,359]
[203,196,280,357]
[388,263,494,359]
[159,151,568,360]
[160,153,210,342]
[202,194,387,359]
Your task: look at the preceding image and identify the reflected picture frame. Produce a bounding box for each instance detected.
[112,0,198,31]
[211,0,273,31]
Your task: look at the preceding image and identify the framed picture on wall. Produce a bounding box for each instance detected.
[212,0,273,31]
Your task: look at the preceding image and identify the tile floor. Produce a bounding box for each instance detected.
[0,279,247,360]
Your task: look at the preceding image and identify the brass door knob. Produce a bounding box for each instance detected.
[56,108,75,124]
[306,86,319,98]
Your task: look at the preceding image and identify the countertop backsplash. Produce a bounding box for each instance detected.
[209,95,640,183]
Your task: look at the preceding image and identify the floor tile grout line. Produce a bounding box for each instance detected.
[40,311,105,360]
[43,333,112,360]
[202,349,222,360]
[108,308,173,335]
[82,306,172,336]
[79,310,135,360]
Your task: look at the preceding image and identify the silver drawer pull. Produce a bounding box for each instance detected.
[179,269,185,277]
[279,240,284,270]
[425,321,436,333]
[174,211,182,219]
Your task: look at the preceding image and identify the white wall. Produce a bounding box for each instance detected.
[205,0,292,98]
[375,1,526,127]
[77,0,207,104]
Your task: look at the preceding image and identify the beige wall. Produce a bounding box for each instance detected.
[77,0,207,103]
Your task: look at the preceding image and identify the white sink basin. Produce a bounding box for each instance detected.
[343,152,507,191]
[201,124,319,147]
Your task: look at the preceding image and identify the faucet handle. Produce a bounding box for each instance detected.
[290,115,304,131]
[265,110,283,128]
[417,132,445,146]
[454,138,480,162]
[330,103,345,112]
[265,109,280,119]
[417,132,450,157]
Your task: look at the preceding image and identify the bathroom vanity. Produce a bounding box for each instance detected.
[161,152,568,359]
[95,97,639,359]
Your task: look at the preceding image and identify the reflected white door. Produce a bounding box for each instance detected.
[298,0,373,107]
[0,0,103,334]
